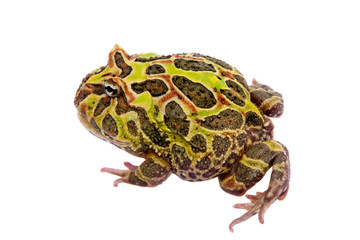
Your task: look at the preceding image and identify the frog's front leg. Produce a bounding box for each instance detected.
[249,79,284,117]
[101,151,172,187]
[218,140,290,232]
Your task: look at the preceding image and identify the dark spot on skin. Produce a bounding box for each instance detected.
[233,74,249,91]
[102,114,118,137]
[146,64,166,75]
[164,115,190,136]
[164,116,190,136]
[212,135,231,157]
[138,107,170,147]
[235,163,265,188]
[188,172,197,179]
[114,52,133,78]
[245,111,263,127]
[127,120,138,136]
[199,109,244,130]
[237,133,248,148]
[245,143,273,163]
[115,87,130,115]
[226,80,246,98]
[190,134,207,153]
[172,75,216,109]
[193,53,233,70]
[202,167,218,178]
[174,59,216,72]
[220,80,246,107]
[179,173,187,179]
[74,83,105,107]
[195,156,211,170]
[172,144,192,170]
[164,101,190,136]
[220,89,245,107]
[140,159,169,179]
[134,55,172,62]
[165,101,187,118]
[131,79,169,97]
[94,96,111,116]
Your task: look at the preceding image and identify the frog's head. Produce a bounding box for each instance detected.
[74,45,133,147]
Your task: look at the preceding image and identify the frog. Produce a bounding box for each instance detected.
[74,45,290,232]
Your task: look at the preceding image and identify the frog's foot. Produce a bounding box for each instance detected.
[101,162,138,187]
[230,186,289,232]
[249,79,284,118]
[218,140,290,232]
[101,152,173,187]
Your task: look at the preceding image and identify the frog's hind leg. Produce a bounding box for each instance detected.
[101,151,172,187]
[249,79,284,117]
[218,140,290,232]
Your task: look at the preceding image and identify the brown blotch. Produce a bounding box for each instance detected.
[172,144,192,170]
[202,167,218,178]
[114,52,133,78]
[245,142,273,163]
[137,107,170,147]
[174,59,216,72]
[140,159,169,179]
[188,172,197,179]
[237,133,248,148]
[212,135,231,157]
[245,111,263,127]
[235,163,265,188]
[74,83,105,107]
[195,156,211,170]
[131,79,169,97]
[134,55,172,62]
[193,53,233,70]
[172,75,216,109]
[146,64,166,75]
[233,74,249,91]
[226,80,246,98]
[190,134,207,153]
[102,114,119,137]
[164,101,190,136]
[94,96,111,116]
[220,89,245,107]
[126,120,138,136]
[199,109,244,130]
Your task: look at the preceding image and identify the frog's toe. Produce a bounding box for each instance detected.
[229,192,264,232]
[100,162,137,186]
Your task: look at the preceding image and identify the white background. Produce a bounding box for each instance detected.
[1,1,359,239]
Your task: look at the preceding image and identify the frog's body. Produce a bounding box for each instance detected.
[74,45,290,232]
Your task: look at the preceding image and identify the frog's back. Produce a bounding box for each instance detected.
[121,49,266,181]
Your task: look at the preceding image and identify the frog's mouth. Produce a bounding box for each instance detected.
[76,112,130,149]
[77,112,108,142]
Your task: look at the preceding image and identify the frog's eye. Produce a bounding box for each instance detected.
[104,79,119,97]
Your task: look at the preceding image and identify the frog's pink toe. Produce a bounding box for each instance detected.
[124,161,138,170]
[113,178,126,187]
